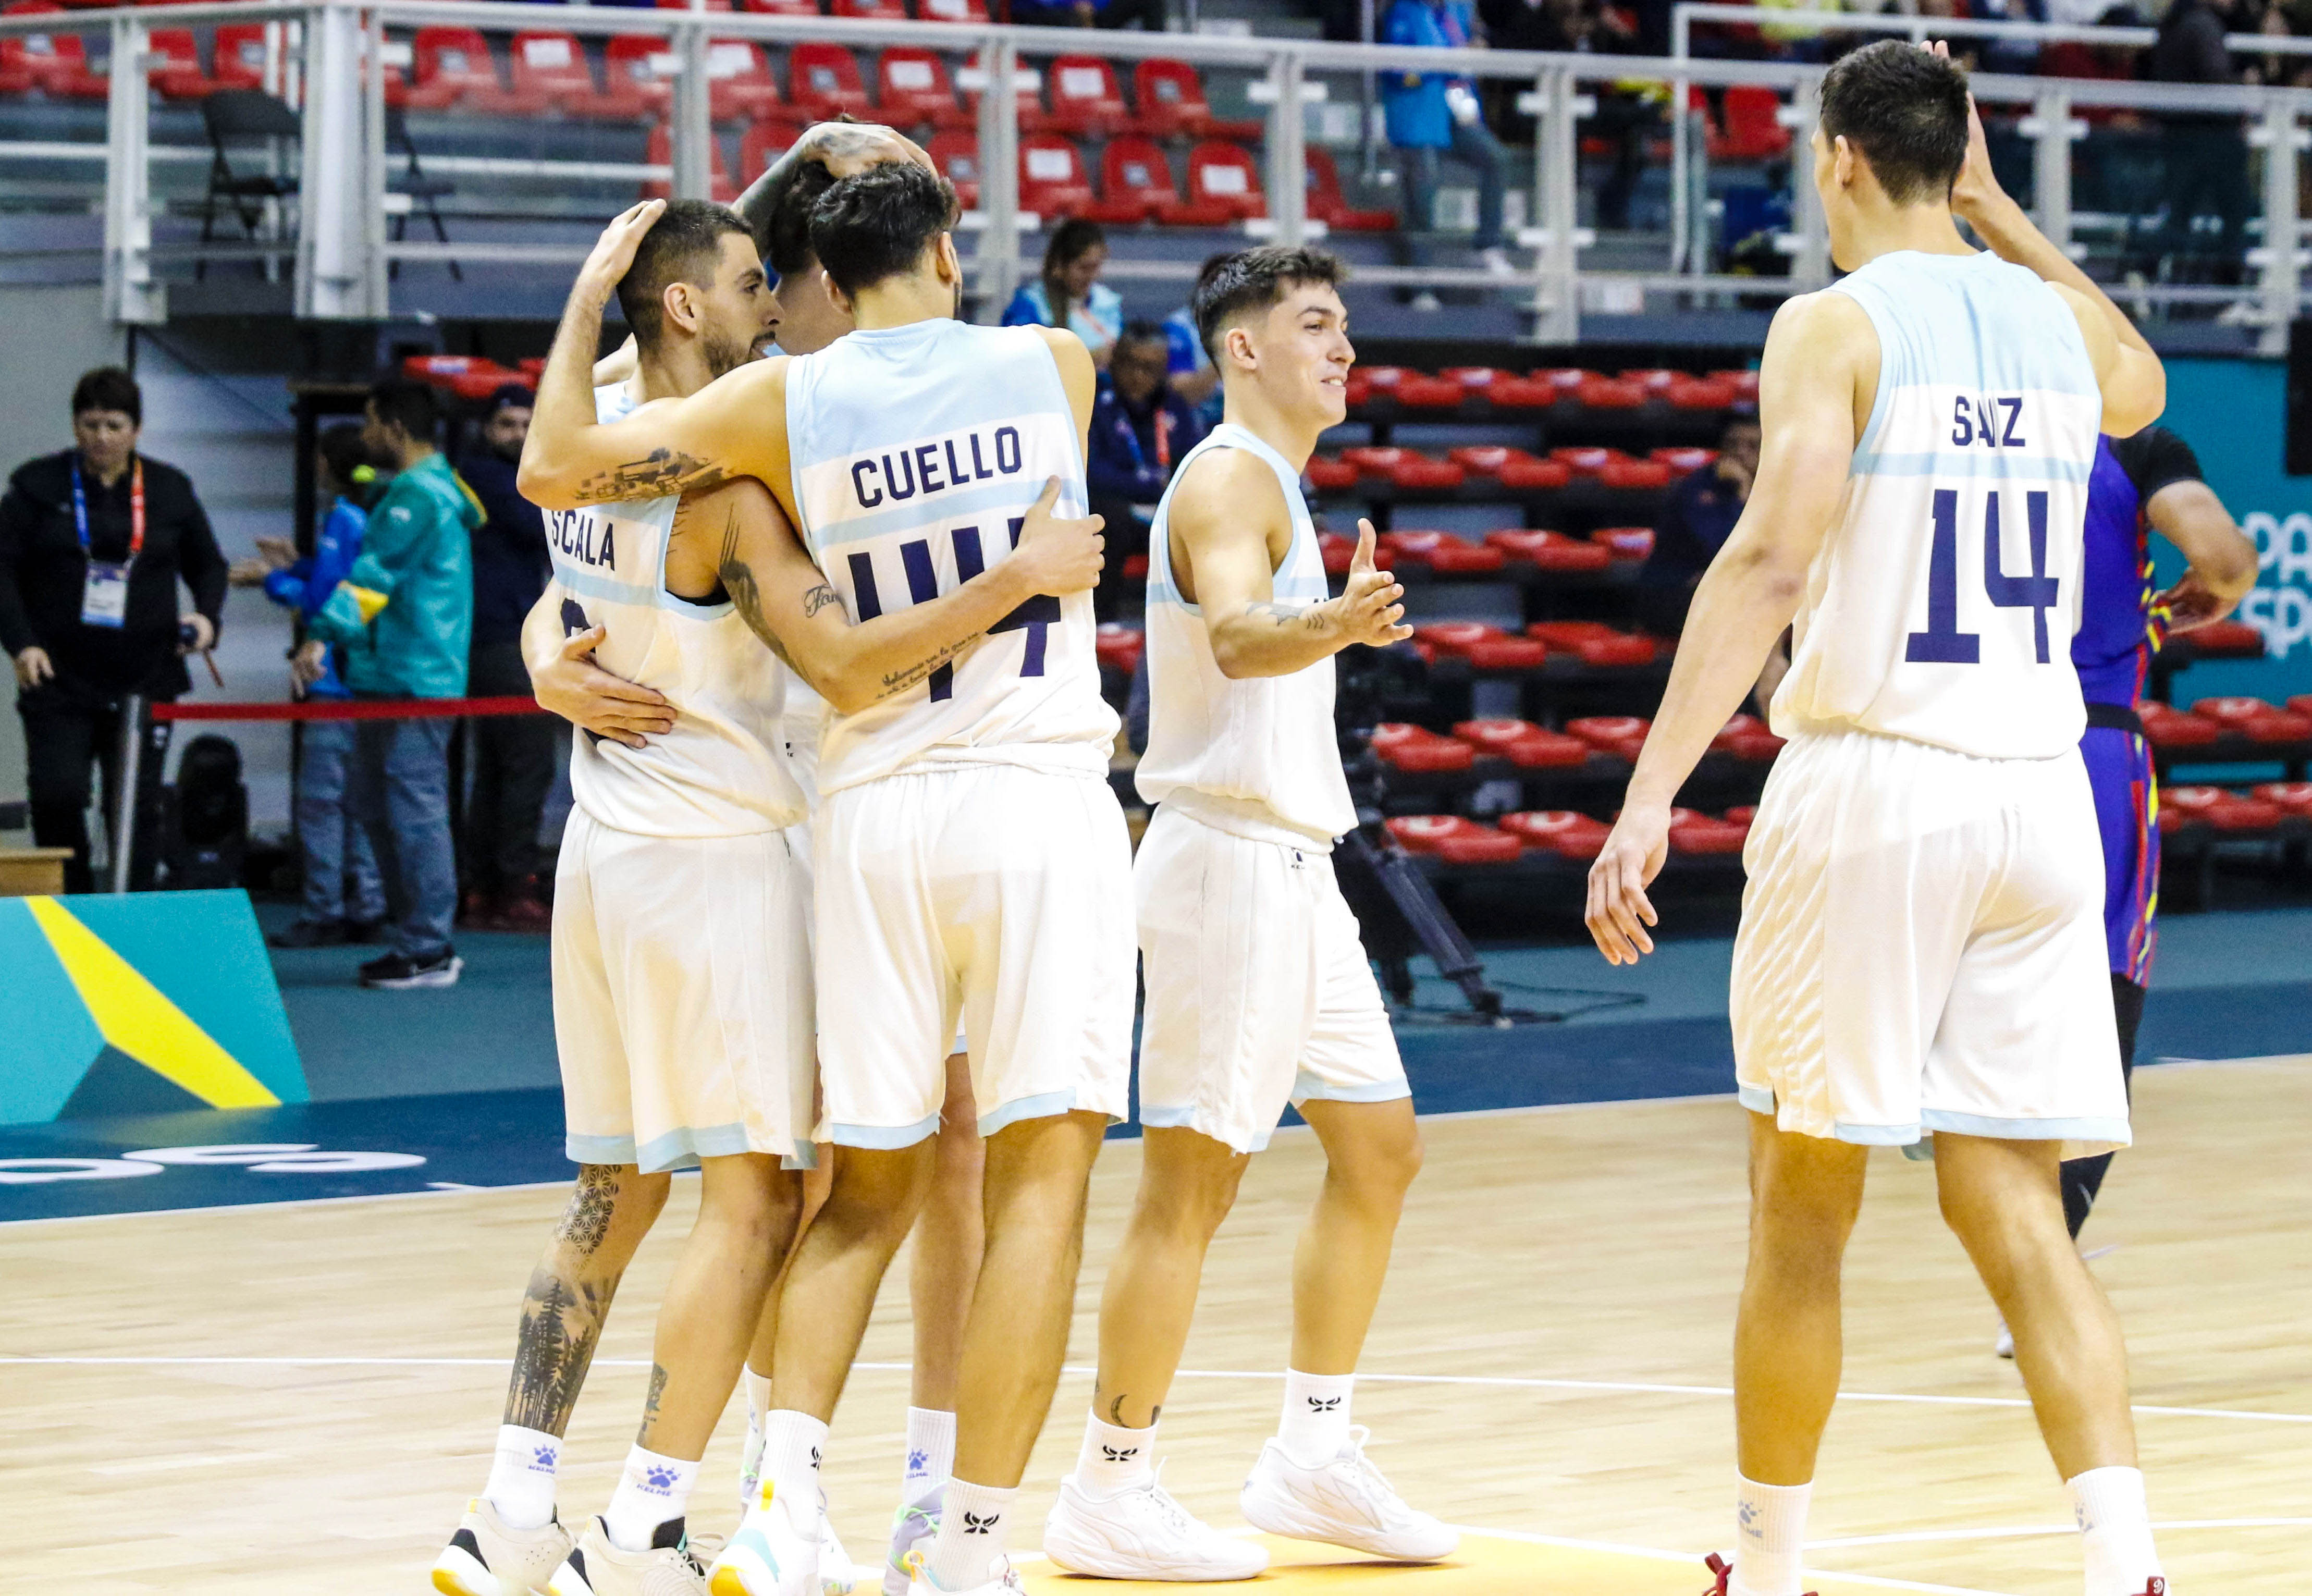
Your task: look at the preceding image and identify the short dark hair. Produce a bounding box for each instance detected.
[317,422,377,488]
[760,157,840,279]
[71,366,141,425]
[484,382,534,418]
[1116,318,1167,358]
[1818,40,1971,207]
[1190,246,1345,360]
[617,199,753,349]
[366,375,439,444]
[810,162,958,298]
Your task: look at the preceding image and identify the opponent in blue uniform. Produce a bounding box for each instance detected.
[2064,425,2256,1240]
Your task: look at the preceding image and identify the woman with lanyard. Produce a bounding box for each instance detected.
[0,366,227,892]
[1002,217,1125,365]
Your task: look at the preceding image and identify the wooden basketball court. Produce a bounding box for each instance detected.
[6,1058,2308,1593]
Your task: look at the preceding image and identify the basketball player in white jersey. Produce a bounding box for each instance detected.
[437,198,1102,1596]
[522,166,1132,1596]
[1040,247,1455,1581]
[1584,42,2168,1596]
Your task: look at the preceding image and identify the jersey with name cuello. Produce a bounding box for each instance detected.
[782,320,1118,793]
[1772,250,2101,760]
[1136,424,1356,849]
[545,383,802,837]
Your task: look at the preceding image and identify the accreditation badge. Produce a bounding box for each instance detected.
[81,560,129,628]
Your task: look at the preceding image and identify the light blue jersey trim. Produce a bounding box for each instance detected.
[566,1132,638,1165]
[1736,1084,1777,1116]
[551,562,665,610]
[566,1123,787,1172]
[1146,422,1328,613]
[1920,1108,2132,1145]
[1848,450,2095,483]
[1834,1120,1928,1147]
[1290,1072,1411,1107]
[1137,1101,1278,1154]
[828,1112,944,1150]
[978,1087,1121,1138]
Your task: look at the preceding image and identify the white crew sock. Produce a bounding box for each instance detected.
[904,1406,958,1500]
[1730,1476,1812,1596]
[744,1367,773,1428]
[761,1410,830,1525]
[1074,1411,1156,1499]
[602,1445,700,1553]
[1276,1369,1355,1466]
[2070,1466,2162,1596]
[925,1478,1018,1591]
[482,1424,562,1530]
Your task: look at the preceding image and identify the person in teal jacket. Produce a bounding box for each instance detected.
[1383,0,1515,277]
[309,376,479,989]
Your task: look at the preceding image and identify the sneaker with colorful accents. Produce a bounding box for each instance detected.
[432,1497,572,1596]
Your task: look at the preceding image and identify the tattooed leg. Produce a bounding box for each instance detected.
[632,1152,802,1460]
[1089,1126,1252,1430]
[501,1163,672,1436]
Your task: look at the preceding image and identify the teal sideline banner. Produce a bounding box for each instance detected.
[2153,357,2312,707]
[0,888,305,1126]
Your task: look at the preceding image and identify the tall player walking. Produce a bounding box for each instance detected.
[523,166,1132,1596]
[1043,247,1454,1582]
[1583,42,2170,1596]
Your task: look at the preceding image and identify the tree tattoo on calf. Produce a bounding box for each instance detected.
[501,1166,628,1434]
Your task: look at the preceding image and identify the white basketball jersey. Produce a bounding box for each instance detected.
[783,320,1118,794]
[1772,250,2102,760]
[1136,424,1356,849]
[546,383,804,837]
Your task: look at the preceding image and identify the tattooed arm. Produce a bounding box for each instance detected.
[519,201,789,511]
[667,475,1104,716]
[1165,448,1411,680]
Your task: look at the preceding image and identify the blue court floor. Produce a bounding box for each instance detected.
[4,904,2308,1223]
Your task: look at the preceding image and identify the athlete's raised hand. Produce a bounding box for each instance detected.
[573,200,666,310]
[1332,520,1412,648]
[1006,477,1106,598]
[532,625,675,749]
[792,120,934,180]
[1585,801,1667,964]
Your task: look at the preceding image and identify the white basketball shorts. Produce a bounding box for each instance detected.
[552,809,817,1172]
[811,762,1134,1147]
[1135,805,1407,1155]
[1731,728,2127,1153]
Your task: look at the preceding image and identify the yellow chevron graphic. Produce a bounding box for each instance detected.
[22,897,279,1110]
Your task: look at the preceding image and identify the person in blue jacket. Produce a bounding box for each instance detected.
[1086,321,1206,619]
[1002,218,1125,364]
[231,422,389,948]
[1383,0,1516,280]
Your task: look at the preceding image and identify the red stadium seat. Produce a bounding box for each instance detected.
[918,0,989,19]
[1621,367,1679,391]
[146,27,212,99]
[509,32,598,117]
[739,117,804,183]
[1447,445,1543,476]
[1162,141,1264,226]
[1087,136,1179,224]
[1502,810,1609,859]
[2195,695,2312,742]
[2206,794,2286,832]
[1386,815,1485,853]
[1726,805,1758,825]
[1344,365,1412,406]
[657,0,733,10]
[1576,375,1648,410]
[1531,366,1595,392]
[1019,134,1096,219]
[704,39,780,121]
[2141,704,2222,749]
[1670,816,1749,855]
[1394,374,1466,409]
[1415,622,1496,655]
[1712,714,1785,760]
[1435,826,1523,865]
[926,129,980,208]
[1536,627,1657,667]
[742,0,822,13]
[1551,446,1632,475]
[1,4,104,99]
[1452,717,1544,750]
[1667,375,1739,410]
[1592,526,1655,560]
[1131,57,1258,139]
[599,35,677,119]
[1035,54,1130,136]
[789,42,869,122]
[1305,456,1357,493]
[1566,715,1651,760]
[2187,619,2263,656]
[831,0,906,16]
[1485,529,1612,572]
[409,28,535,114]
[643,120,736,201]
[1306,148,1396,232]
[1370,722,1446,753]
[209,22,269,91]
[1653,446,1717,474]
[1711,84,1790,161]
[1498,457,1573,492]
[403,355,523,402]
[1377,738,1477,772]
[1342,445,1411,475]
[1600,461,1675,490]
[2162,784,2225,813]
[1345,449,1461,490]
[2252,781,2312,815]
[1316,530,1357,572]
[1095,622,1145,673]
[1382,530,1495,570]
[877,47,968,131]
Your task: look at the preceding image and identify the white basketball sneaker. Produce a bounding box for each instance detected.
[882,1484,940,1596]
[433,1497,573,1595]
[708,1483,820,1596]
[900,1548,1025,1595]
[548,1518,714,1596]
[818,1490,858,1595]
[1239,1428,1457,1562]
[1044,1466,1269,1581]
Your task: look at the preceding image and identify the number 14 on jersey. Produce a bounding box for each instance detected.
[1905,486,2060,667]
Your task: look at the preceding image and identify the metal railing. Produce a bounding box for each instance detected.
[0,0,2304,345]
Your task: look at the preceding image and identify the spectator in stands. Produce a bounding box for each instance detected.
[2147,0,2253,283]
[1162,254,1228,415]
[0,366,226,893]
[1633,412,1758,637]
[1383,0,1517,291]
[230,423,389,948]
[1971,0,2049,76]
[455,384,556,934]
[309,375,478,990]
[1010,0,1167,27]
[1003,219,1125,364]
[1483,0,1652,229]
[1087,320,1206,619]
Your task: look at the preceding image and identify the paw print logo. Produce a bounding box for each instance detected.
[532,1444,559,1470]
[907,1448,930,1476]
[962,1512,996,1536]
[1307,1396,1341,1412]
[1100,1446,1138,1463]
[643,1465,681,1492]
[1738,1502,1760,1535]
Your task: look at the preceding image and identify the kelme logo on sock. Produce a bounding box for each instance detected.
[809,1446,821,1470]
[642,1465,681,1493]
[531,1444,559,1471]
[907,1448,930,1477]
[962,1512,997,1536]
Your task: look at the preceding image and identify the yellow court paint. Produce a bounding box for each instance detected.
[1023,1532,1997,1595]
[22,896,279,1110]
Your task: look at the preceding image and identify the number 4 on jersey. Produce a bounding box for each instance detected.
[848,517,1060,702]
[1905,487,2060,666]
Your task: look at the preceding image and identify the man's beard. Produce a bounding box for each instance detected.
[703,329,753,379]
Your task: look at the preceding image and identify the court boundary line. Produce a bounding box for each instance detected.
[9,1054,2310,1231]
[1804,1518,2312,1549]
[5,1354,2306,1429]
